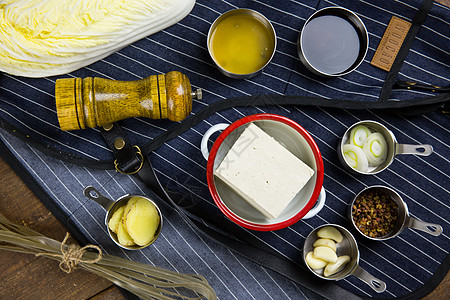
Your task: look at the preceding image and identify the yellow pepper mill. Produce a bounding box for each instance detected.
[55,71,201,131]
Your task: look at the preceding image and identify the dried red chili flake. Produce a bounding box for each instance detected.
[352,189,398,238]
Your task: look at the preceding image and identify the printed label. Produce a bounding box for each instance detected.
[370,16,411,71]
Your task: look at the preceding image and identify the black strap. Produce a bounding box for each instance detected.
[1,88,448,172]
[379,0,434,102]
[394,81,450,94]
[140,92,449,156]
[99,123,142,174]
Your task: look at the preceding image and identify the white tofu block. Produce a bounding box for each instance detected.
[214,123,315,219]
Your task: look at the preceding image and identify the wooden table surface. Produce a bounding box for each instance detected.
[0,156,126,300]
[0,153,449,299]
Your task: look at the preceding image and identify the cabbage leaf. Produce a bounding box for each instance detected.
[0,0,195,77]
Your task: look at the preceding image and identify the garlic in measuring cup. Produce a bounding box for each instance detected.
[305,226,351,277]
[324,255,351,277]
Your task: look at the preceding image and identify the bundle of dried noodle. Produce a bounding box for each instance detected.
[0,212,216,300]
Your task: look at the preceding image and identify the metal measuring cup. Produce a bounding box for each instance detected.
[338,120,433,175]
[303,224,386,293]
[207,9,277,79]
[297,6,369,77]
[84,186,162,250]
[349,185,443,241]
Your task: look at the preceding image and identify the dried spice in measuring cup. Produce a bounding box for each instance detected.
[350,185,442,241]
[352,189,398,238]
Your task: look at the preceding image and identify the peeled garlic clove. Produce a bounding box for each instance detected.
[317,226,343,243]
[313,238,337,252]
[305,251,328,269]
[324,255,351,277]
[313,246,338,263]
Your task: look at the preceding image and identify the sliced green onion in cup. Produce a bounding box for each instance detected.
[349,125,371,148]
[343,144,369,172]
[363,133,387,166]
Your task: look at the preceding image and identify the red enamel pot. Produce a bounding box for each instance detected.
[201,114,325,231]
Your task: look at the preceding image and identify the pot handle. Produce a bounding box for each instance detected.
[302,187,326,219]
[200,123,229,161]
[407,217,443,236]
[395,144,433,156]
[84,186,115,211]
[352,265,387,293]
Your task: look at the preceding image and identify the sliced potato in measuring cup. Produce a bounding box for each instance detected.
[117,221,135,246]
[108,206,124,233]
[126,198,161,246]
[122,197,138,231]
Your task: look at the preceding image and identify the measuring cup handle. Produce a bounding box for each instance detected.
[302,187,326,219]
[352,265,387,293]
[395,144,433,156]
[84,186,115,211]
[407,217,443,236]
[200,123,229,161]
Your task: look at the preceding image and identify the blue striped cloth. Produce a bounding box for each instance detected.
[0,0,449,299]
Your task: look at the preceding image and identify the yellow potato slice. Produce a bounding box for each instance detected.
[126,198,160,246]
[122,197,138,232]
[108,206,124,234]
[312,238,337,252]
[117,221,135,246]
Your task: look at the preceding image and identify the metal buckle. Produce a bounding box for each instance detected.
[114,145,144,175]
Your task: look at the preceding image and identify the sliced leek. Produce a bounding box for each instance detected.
[0,0,195,77]
[349,125,371,148]
[363,132,388,166]
[343,144,369,172]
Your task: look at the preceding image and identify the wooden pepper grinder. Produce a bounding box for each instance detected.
[55,71,202,131]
